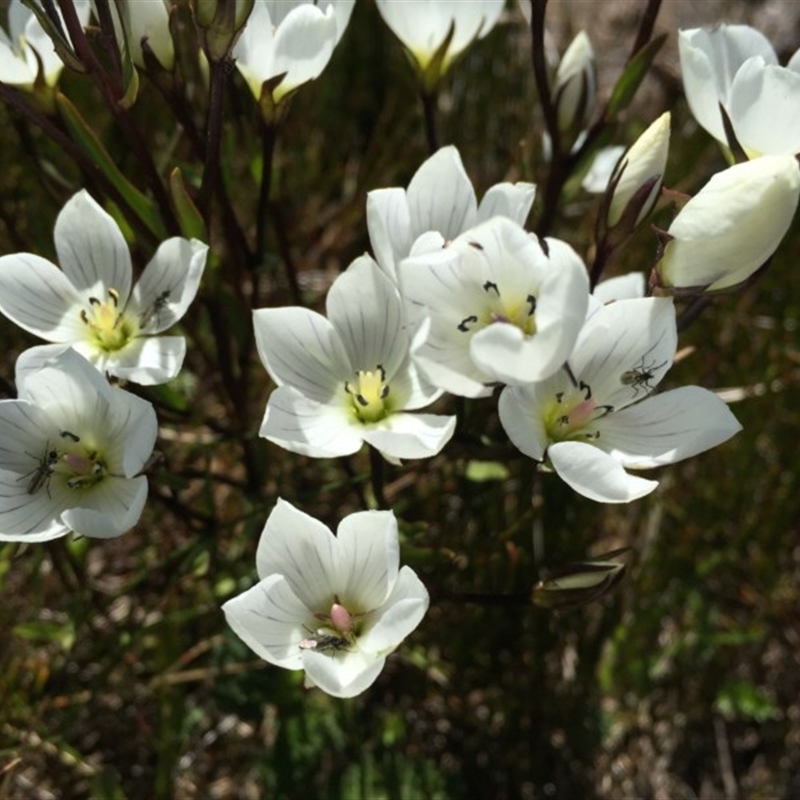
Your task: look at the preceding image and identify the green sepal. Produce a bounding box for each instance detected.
[21,0,86,74]
[606,34,667,119]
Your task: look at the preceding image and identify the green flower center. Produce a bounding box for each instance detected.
[345,365,391,424]
[457,281,537,337]
[79,288,138,353]
[542,381,613,443]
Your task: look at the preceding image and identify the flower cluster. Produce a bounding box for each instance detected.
[1,1,797,708]
[0,190,208,541]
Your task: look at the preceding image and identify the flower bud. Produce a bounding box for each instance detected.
[607,112,670,229]
[532,549,628,611]
[553,31,596,145]
[654,154,800,293]
[191,0,254,63]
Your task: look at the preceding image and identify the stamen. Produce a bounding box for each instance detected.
[483,281,500,296]
[458,315,478,332]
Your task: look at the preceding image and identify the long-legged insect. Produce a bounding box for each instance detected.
[620,356,667,397]
[21,444,59,497]
[138,290,171,329]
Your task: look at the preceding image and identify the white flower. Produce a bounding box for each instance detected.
[655,155,800,293]
[222,499,429,699]
[398,216,590,398]
[0,349,158,542]
[498,298,742,503]
[253,255,456,460]
[367,145,536,285]
[679,25,800,156]
[553,30,596,142]
[607,111,670,228]
[110,0,174,70]
[0,0,90,88]
[0,190,208,385]
[375,0,505,89]
[233,0,355,106]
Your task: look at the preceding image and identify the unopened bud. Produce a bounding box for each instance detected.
[608,112,671,229]
[553,31,596,146]
[191,0,254,62]
[654,154,800,294]
[532,548,628,611]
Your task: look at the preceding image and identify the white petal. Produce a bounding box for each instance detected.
[0,468,69,541]
[361,412,456,460]
[61,476,149,539]
[581,146,625,194]
[0,253,84,340]
[548,440,658,503]
[497,384,550,461]
[18,348,114,416]
[260,386,364,458]
[223,573,310,669]
[477,181,537,225]
[336,509,399,609]
[0,41,35,85]
[359,566,429,654]
[253,307,351,401]
[256,498,339,609]
[571,297,677,409]
[132,238,208,333]
[729,59,800,155]
[271,4,338,100]
[592,273,646,303]
[366,187,412,283]
[597,386,742,468]
[105,335,186,385]
[54,191,132,299]
[233,0,277,96]
[406,146,477,241]
[104,392,158,478]
[302,647,385,698]
[13,344,73,390]
[326,255,408,380]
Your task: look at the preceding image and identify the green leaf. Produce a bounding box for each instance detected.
[606,34,667,119]
[169,168,208,242]
[56,92,166,240]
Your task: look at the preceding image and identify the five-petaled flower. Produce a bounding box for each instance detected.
[399,216,590,397]
[233,0,355,110]
[0,190,208,385]
[498,297,742,503]
[0,349,158,542]
[253,254,456,460]
[222,499,429,698]
[367,145,536,285]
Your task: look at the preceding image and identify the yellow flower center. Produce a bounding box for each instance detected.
[24,431,110,498]
[79,288,138,353]
[345,366,391,424]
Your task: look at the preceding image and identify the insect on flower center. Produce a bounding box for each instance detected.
[345,365,391,424]
[543,381,613,443]
[299,599,363,655]
[79,288,138,353]
[22,431,110,497]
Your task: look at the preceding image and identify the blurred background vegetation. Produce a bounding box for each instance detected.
[2,0,800,798]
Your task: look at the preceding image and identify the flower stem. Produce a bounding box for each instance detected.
[369,446,387,509]
[420,89,440,154]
